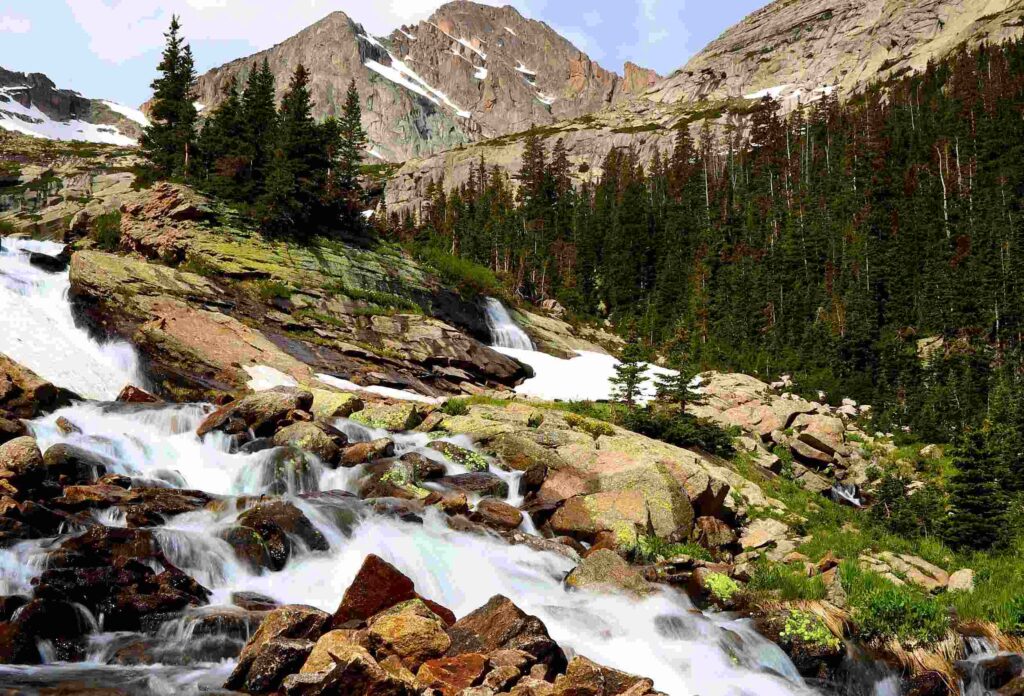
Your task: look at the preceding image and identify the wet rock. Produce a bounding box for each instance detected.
[437,472,509,498]
[957,655,1024,691]
[310,389,363,420]
[565,549,652,596]
[0,436,45,492]
[236,500,329,571]
[551,655,654,695]
[240,437,275,454]
[42,443,112,485]
[53,483,132,509]
[0,620,41,664]
[400,452,446,480]
[332,554,417,627]
[353,403,425,432]
[471,498,523,531]
[220,524,275,572]
[241,637,316,693]
[282,647,417,695]
[0,353,77,419]
[367,598,451,671]
[227,604,331,691]
[429,441,489,471]
[273,422,342,466]
[232,591,280,612]
[416,652,488,695]
[341,438,396,467]
[438,492,469,516]
[0,596,27,622]
[907,671,952,696]
[117,385,161,404]
[0,417,27,447]
[197,389,314,438]
[299,630,368,673]
[446,595,565,675]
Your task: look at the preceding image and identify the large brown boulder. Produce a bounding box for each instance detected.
[446,595,565,675]
[332,555,417,628]
[417,652,488,695]
[471,498,524,531]
[273,422,342,465]
[0,353,77,419]
[366,599,451,671]
[197,389,314,438]
[0,436,45,495]
[549,491,650,548]
[564,549,652,596]
[226,604,331,692]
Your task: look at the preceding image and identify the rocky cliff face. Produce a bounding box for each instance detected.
[0,67,145,145]
[191,1,650,163]
[644,0,1024,107]
[384,0,1024,218]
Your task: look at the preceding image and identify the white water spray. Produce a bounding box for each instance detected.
[483,297,535,350]
[0,237,143,399]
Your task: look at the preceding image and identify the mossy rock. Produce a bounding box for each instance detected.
[428,441,489,472]
[309,389,363,420]
[351,403,425,431]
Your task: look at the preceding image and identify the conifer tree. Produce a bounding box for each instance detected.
[241,58,278,194]
[334,79,367,227]
[943,429,1007,550]
[611,340,647,408]
[655,361,706,414]
[141,16,198,178]
[197,77,246,197]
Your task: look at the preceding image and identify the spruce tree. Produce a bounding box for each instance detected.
[655,361,706,414]
[610,340,647,408]
[141,16,198,178]
[943,429,1007,551]
[334,79,367,228]
[197,77,246,197]
[241,58,278,195]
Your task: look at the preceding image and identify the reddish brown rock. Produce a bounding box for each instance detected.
[332,555,417,628]
[446,595,565,675]
[117,385,161,403]
[471,498,523,531]
[417,653,488,695]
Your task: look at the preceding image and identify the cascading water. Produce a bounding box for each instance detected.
[483,296,535,350]
[0,237,143,400]
[0,237,818,695]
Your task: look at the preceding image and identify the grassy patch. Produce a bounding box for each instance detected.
[410,243,502,297]
[441,398,470,416]
[632,535,712,563]
[748,562,827,601]
[91,211,122,252]
[781,611,842,650]
[254,280,294,301]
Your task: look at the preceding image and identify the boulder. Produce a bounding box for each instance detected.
[300,630,368,674]
[789,439,834,468]
[42,443,111,484]
[446,595,565,674]
[429,441,489,471]
[947,569,975,593]
[341,438,396,467]
[282,647,416,695]
[0,353,76,419]
[552,656,653,696]
[226,604,331,691]
[197,389,314,438]
[399,452,446,480]
[471,498,523,531]
[367,599,451,671]
[236,501,329,571]
[117,385,161,403]
[739,518,790,550]
[353,404,425,432]
[310,389,363,420]
[0,417,27,447]
[957,655,1024,691]
[692,516,736,550]
[332,554,417,627]
[565,549,652,596]
[240,637,316,694]
[417,653,488,695]
[438,473,509,498]
[550,491,649,548]
[273,422,342,465]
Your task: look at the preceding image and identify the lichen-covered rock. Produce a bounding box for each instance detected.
[564,549,652,596]
[550,491,650,549]
[272,422,342,465]
[226,604,331,691]
[367,599,451,671]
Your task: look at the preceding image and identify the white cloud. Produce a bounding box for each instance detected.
[0,15,32,34]
[63,0,457,64]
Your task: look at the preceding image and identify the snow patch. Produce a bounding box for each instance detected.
[193,102,206,113]
[744,84,793,100]
[494,348,676,404]
[515,62,537,77]
[399,29,417,41]
[367,147,385,160]
[536,93,556,106]
[358,33,385,50]
[316,373,440,404]
[429,22,488,60]
[504,26,518,37]
[0,88,135,145]
[101,100,150,127]
[244,365,298,392]
[365,55,471,118]
[474,66,489,80]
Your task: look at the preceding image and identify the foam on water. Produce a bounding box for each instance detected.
[0,237,143,399]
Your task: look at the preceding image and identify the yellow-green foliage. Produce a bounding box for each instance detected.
[705,573,741,602]
[565,413,615,439]
[781,611,842,650]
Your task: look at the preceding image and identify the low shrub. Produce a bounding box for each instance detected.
[632,535,712,563]
[705,573,741,603]
[91,211,122,251]
[441,398,469,416]
[854,584,949,645]
[748,562,827,601]
[411,243,502,297]
[622,407,735,458]
[781,611,841,650]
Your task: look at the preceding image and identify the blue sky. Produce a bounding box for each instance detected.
[0,1,764,108]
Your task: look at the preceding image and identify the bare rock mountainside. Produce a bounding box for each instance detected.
[384,0,1024,217]
[191,1,656,163]
[0,67,146,145]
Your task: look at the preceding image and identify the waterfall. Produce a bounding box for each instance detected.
[483,297,535,350]
[830,483,863,508]
[0,237,143,400]
[0,236,815,696]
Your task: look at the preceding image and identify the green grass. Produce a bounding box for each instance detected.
[324,279,423,314]
[441,398,470,416]
[410,243,503,297]
[631,535,712,563]
[748,561,827,601]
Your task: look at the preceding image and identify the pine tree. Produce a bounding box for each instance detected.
[943,429,1008,550]
[141,16,198,178]
[610,340,647,408]
[241,58,278,195]
[655,361,706,413]
[334,79,367,228]
[259,64,322,233]
[197,77,246,197]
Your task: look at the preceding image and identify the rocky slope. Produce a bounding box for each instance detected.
[0,67,146,145]
[190,1,655,163]
[384,0,1024,217]
[645,0,1024,108]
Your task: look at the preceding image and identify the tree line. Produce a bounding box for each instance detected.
[141,16,367,234]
